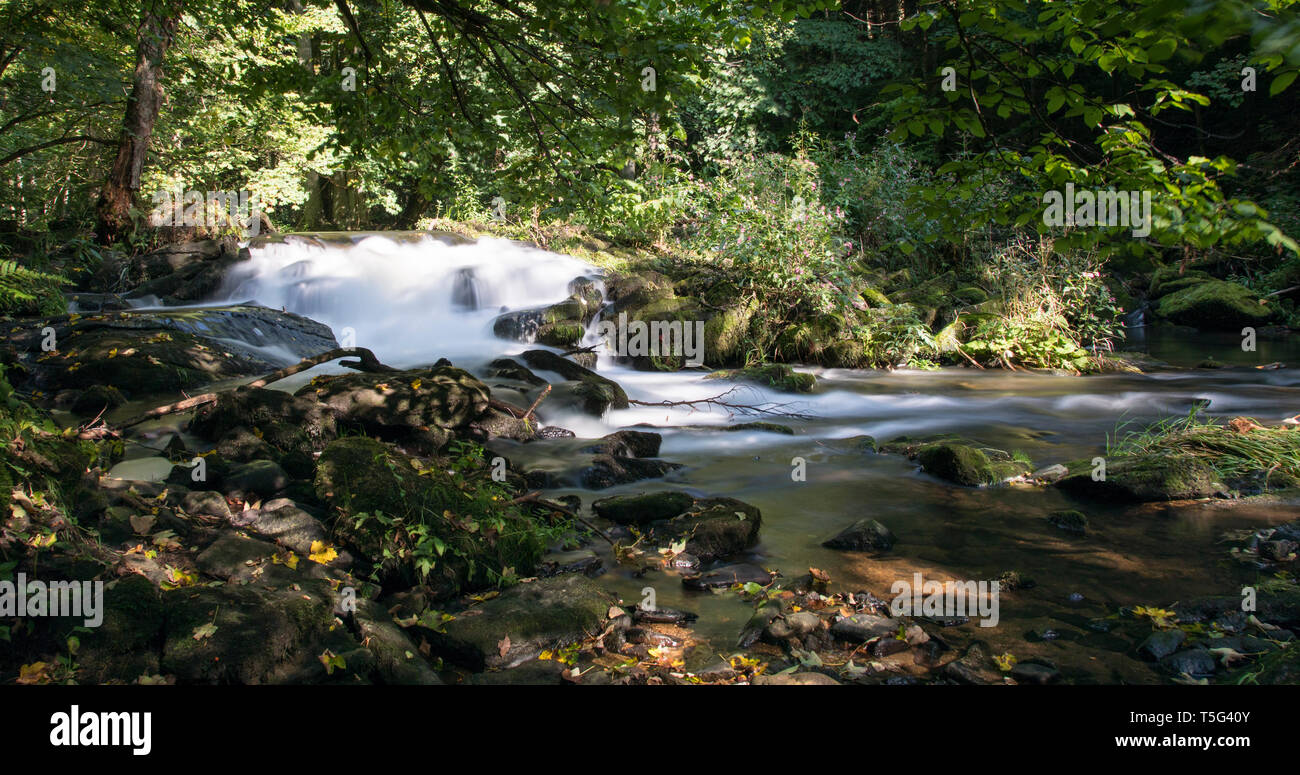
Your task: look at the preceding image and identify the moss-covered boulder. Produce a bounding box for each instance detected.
[421,574,614,671]
[658,497,762,562]
[521,349,628,415]
[1055,455,1224,502]
[704,363,816,393]
[1047,509,1089,535]
[592,491,694,525]
[916,442,1028,486]
[191,385,337,459]
[1156,280,1272,330]
[297,365,490,451]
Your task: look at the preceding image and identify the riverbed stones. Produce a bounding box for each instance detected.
[1138,629,1187,661]
[420,574,614,671]
[191,385,338,459]
[831,613,898,643]
[822,519,896,551]
[682,563,772,590]
[583,429,662,458]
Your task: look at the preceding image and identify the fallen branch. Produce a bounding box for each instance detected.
[523,384,551,421]
[627,386,816,420]
[114,347,397,431]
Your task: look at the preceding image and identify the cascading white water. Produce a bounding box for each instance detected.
[218,233,599,368]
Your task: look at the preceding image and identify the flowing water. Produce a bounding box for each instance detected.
[128,232,1300,682]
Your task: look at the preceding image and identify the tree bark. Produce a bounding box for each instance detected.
[94,2,181,245]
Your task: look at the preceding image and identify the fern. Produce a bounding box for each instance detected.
[0,260,69,316]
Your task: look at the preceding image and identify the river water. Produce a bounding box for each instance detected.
[124,232,1300,681]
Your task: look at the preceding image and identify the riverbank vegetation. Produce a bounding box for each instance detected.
[4,1,1299,372]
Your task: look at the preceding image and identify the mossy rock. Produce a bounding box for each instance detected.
[1054,455,1224,502]
[860,287,892,307]
[704,363,815,393]
[1047,509,1089,535]
[191,385,337,459]
[1147,266,1213,298]
[535,320,585,348]
[422,574,613,671]
[592,491,694,525]
[915,442,1028,486]
[299,365,490,446]
[702,298,759,367]
[1156,280,1272,330]
[521,349,628,415]
[658,497,762,562]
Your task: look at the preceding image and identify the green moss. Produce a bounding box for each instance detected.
[1156,280,1272,330]
[917,443,995,486]
[704,363,816,393]
[592,491,694,525]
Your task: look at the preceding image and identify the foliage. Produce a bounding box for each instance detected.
[1107,408,1300,487]
[0,259,69,316]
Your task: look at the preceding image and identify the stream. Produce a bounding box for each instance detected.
[112,232,1300,683]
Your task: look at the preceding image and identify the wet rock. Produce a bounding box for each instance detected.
[1033,464,1069,482]
[537,549,603,577]
[223,459,290,498]
[421,574,613,671]
[704,364,816,393]
[1055,455,1224,502]
[916,442,1028,486]
[1138,630,1187,661]
[753,672,840,685]
[660,497,762,563]
[537,426,576,439]
[583,430,662,458]
[580,455,682,489]
[633,605,698,625]
[682,563,772,590]
[1011,661,1061,684]
[69,385,125,417]
[1161,649,1217,678]
[822,435,877,453]
[1047,509,1089,535]
[351,599,443,684]
[97,238,243,302]
[297,365,491,451]
[243,498,342,562]
[831,613,897,643]
[521,349,628,415]
[183,490,231,520]
[592,491,694,525]
[191,385,337,459]
[822,518,896,551]
[941,641,1004,685]
[485,357,547,386]
[159,575,336,683]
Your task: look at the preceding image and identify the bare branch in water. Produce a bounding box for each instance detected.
[628,386,815,420]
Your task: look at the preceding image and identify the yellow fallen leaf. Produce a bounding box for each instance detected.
[308,541,338,565]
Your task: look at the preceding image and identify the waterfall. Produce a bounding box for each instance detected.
[215,232,598,368]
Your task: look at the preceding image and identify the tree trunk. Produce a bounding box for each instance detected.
[95,2,181,245]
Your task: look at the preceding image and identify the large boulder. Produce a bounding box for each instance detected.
[1156,280,1272,330]
[1054,455,1224,502]
[915,442,1029,486]
[420,574,614,671]
[190,385,338,459]
[520,350,628,415]
[297,365,492,451]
